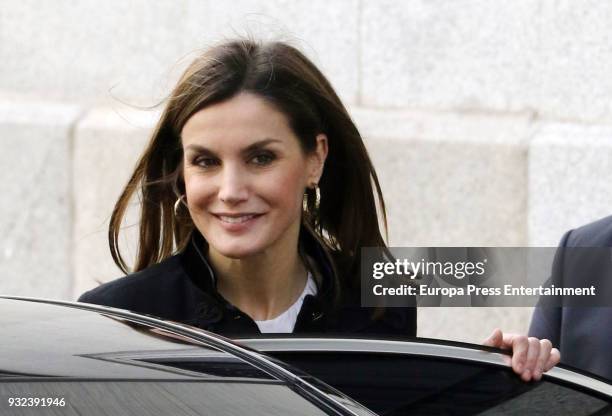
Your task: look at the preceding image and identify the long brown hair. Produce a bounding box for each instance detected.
[109,38,389,290]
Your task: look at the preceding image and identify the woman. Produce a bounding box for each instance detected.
[79,38,559,381]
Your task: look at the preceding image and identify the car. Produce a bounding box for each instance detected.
[0,296,374,416]
[1,296,611,415]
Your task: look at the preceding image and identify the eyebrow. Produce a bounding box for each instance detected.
[184,138,282,156]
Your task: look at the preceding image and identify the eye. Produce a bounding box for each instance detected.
[250,152,276,166]
[193,156,220,168]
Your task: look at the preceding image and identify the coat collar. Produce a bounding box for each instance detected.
[178,224,341,330]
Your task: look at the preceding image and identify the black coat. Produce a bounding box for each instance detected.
[78,227,417,337]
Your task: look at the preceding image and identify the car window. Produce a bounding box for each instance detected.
[138,355,274,379]
[1,381,331,416]
[270,351,611,416]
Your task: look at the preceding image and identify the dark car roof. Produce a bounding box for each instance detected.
[0,297,257,380]
[0,297,378,416]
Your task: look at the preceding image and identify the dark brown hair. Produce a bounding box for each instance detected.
[109,38,389,292]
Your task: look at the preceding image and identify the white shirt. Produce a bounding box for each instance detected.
[255,273,318,333]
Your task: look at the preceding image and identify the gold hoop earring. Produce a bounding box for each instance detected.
[302,190,308,212]
[303,184,320,213]
[174,195,187,216]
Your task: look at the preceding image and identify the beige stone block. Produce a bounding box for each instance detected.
[361,1,612,124]
[361,1,540,112]
[535,0,612,123]
[0,97,82,298]
[352,107,533,247]
[0,1,186,105]
[72,106,157,299]
[529,122,612,246]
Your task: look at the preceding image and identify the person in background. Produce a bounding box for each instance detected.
[530,215,612,381]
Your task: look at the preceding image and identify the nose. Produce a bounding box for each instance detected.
[217,164,249,204]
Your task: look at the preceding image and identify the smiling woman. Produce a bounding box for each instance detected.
[80,38,391,335]
[78,38,559,381]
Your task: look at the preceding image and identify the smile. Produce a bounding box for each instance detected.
[217,214,260,224]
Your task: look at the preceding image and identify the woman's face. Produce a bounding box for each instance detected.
[181,92,327,259]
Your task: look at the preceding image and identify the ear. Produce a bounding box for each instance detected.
[307,133,328,186]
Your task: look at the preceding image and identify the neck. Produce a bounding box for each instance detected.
[207,223,308,321]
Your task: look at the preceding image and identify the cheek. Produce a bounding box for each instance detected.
[266,166,307,210]
[184,175,214,209]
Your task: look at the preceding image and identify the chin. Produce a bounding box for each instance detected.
[211,240,266,260]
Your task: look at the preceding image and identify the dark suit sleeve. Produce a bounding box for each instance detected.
[529,300,561,346]
[528,229,573,347]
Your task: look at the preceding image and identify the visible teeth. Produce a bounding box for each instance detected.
[219,215,256,224]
